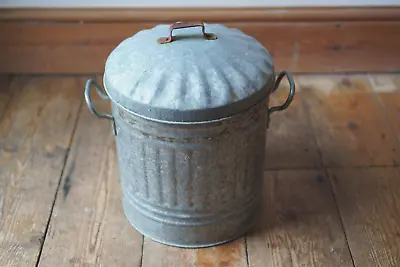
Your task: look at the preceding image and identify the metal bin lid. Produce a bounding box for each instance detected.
[103,21,275,122]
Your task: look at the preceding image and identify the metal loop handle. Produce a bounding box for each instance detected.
[84,79,113,120]
[158,21,217,44]
[84,79,117,135]
[268,70,296,116]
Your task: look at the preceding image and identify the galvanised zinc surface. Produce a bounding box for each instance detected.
[103,23,274,122]
[113,97,267,247]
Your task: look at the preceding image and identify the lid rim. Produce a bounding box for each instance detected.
[104,75,275,123]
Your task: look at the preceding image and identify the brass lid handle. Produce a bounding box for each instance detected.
[158,21,217,44]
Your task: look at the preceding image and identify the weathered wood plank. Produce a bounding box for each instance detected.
[369,74,400,146]
[0,75,12,119]
[38,80,143,267]
[266,80,322,169]
[246,170,353,267]
[299,74,400,167]
[0,76,83,266]
[329,167,400,267]
[142,237,247,267]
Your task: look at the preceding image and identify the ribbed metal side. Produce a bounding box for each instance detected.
[113,99,267,248]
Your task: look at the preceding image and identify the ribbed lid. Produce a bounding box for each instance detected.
[103,22,275,122]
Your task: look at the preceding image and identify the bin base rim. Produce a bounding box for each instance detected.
[125,213,256,249]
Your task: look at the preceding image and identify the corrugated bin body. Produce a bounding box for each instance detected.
[84,21,295,248]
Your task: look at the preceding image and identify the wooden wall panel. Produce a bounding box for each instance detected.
[1,7,399,22]
[0,7,399,74]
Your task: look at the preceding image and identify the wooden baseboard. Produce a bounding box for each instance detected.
[0,7,400,74]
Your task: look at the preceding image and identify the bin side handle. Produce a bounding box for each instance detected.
[84,79,117,135]
[267,70,295,127]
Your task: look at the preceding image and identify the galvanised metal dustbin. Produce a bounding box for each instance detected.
[84,21,295,248]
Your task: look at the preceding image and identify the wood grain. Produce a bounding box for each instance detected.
[0,16,400,73]
[0,45,115,74]
[329,167,400,267]
[0,73,399,266]
[246,170,353,267]
[0,75,12,119]
[0,22,157,45]
[0,76,82,266]
[266,81,322,169]
[1,6,399,22]
[142,237,247,267]
[369,74,400,146]
[38,80,143,267]
[299,75,400,167]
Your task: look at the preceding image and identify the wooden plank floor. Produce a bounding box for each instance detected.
[0,73,399,267]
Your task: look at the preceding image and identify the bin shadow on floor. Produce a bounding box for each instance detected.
[245,169,350,247]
